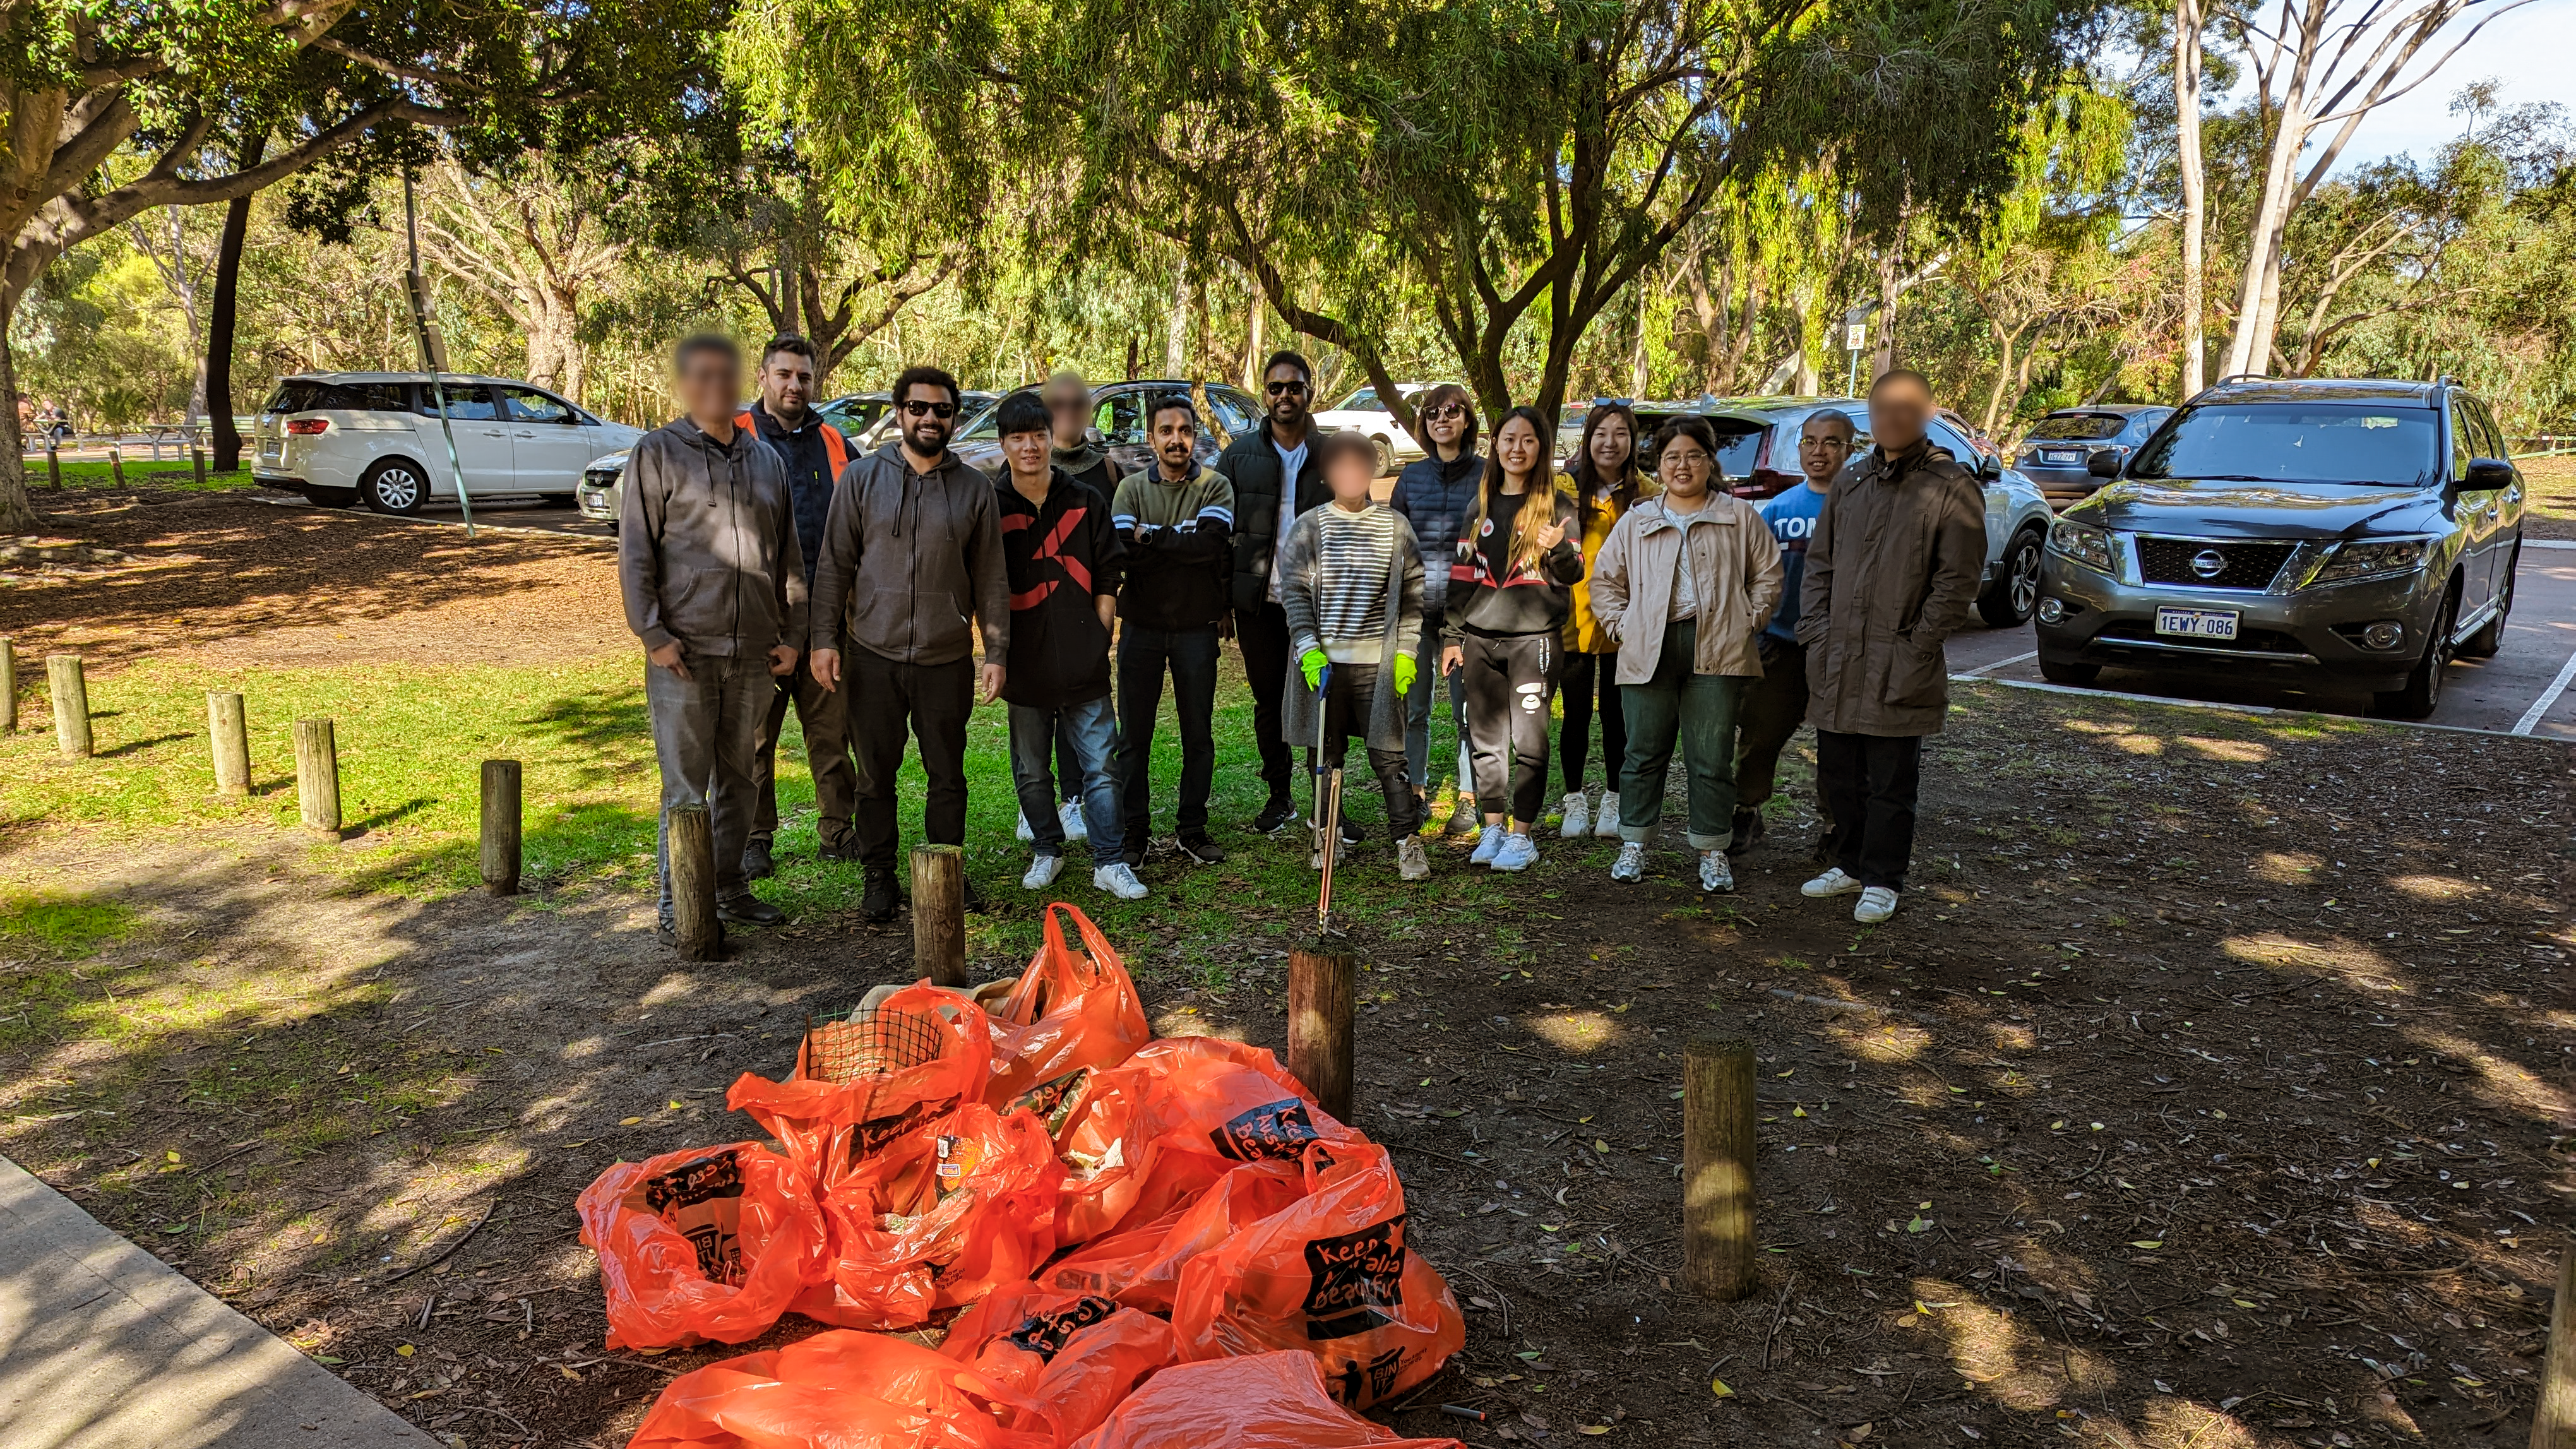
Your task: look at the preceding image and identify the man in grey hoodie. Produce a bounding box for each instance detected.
[617,333,807,939]
[808,364,1011,922]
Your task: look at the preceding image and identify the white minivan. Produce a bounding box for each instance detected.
[253,372,643,513]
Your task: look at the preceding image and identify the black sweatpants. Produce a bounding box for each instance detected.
[1320,671,1419,842]
[1816,730,1923,891]
[1733,636,1820,814]
[1459,631,1555,826]
[1557,649,1625,796]
[844,650,974,877]
[1234,601,1297,806]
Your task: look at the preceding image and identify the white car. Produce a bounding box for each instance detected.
[253,372,643,514]
[1313,382,1450,475]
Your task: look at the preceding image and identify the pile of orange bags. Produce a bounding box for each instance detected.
[581,903,1465,1448]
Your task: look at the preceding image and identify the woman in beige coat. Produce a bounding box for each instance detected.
[1587,415,1784,893]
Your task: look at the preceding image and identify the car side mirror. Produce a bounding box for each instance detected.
[2086,449,2123,480]
[2465,457,2514,489]
[1976,452,2002,482]
[1086,426,1106,446]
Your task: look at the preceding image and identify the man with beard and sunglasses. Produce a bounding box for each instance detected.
[1219,350,1331,835]
[808,364,1010,922]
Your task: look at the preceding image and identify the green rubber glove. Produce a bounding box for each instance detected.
[1301,648,1328,690]
[1393,651,1418,698]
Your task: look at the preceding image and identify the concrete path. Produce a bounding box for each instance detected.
[0,1154,423,1449]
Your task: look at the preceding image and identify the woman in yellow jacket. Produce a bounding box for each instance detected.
[1557,402,1647,839]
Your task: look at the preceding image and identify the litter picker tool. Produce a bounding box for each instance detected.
[1311,662,1344,935]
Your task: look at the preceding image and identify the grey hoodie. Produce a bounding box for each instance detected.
[617,417,807,657]
[809,441,1010,666]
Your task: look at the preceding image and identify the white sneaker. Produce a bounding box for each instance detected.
[1022,854,1064,890]
[1014,809,1035,844]
[1558,792,1590,838]
[1058,799,1088,842]
[1469,824,1507,866]
[1854,886,1899,923]
[1092,861,1149,900]
[1396,837,1431,880]
[1802,866,1863,897]
[1609,840,1647,882]
[1491,833,1540,873]
[1593,792,1622,838]
[1699,848,1734,893]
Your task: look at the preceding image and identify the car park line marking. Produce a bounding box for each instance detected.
[2509,649,2576,736]
[1954,674,2549,742]
[1956,649,2039,677]
[2523,539,2576,551]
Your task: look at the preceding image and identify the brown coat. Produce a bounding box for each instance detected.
[1796,440,1988,737]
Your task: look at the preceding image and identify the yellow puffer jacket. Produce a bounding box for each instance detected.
[1563,474,1649,653]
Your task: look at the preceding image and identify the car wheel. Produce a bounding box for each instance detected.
[1976,526,2046,627]
[2455,541,2515,659]
[2038,659,2099,686]
[362,459,430,515]
[1373,436,1395,477]
[2373,576,2458,720]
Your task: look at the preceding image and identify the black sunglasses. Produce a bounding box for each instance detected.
[1422,403,1467,421]
[1265,380,1310,397]
[901,400,957,419]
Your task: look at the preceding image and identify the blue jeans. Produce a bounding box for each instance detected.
[1617,619,1746,851]
[1010,697,1123,861]
[1117,626,1220,845]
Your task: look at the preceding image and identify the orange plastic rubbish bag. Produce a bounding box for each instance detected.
[939,1280,1180,1441]
[727,983,995,1188]
[1065,1352,1464,1449]
[576,1142,830,1352]
[1172,1142,1466,1410]
[984,903,1151,1116]
[1043,1159,1306,1312]
[627,1330,1057,1449]
[794,1102,1062,1330]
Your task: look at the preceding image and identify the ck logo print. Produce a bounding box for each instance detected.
[1212,1099,1321,1161]
[1005,1295,1119,1362]
[1301,1213,1407,1339]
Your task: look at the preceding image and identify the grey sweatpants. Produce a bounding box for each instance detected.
[647,650,772,924]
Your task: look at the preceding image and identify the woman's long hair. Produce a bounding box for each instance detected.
[1568,401,1643,533]
[1409,382,1478,463]
[1465,405,1563,580]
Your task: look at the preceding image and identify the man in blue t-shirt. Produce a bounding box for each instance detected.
[1731,408,1855,859]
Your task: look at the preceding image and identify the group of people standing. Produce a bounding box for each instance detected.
[615,331,1987,943]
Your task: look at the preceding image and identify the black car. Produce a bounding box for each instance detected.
[2013,405,2174,502]
[946,379,1265,478]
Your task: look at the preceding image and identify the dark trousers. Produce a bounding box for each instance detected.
[844,650,974,876]
[1558,649,1626,796]
[1234,601,1297,803]
[1616,621,1743,850]
[645,652,770,923]
[752,646,857,845]
[1459,631,1555,825]
[1118,626,1220,846]
[1733,636,1822,816]
[1816,730,1923,890]
[1319,671,1420,842]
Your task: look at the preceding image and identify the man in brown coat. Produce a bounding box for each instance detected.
[1793,370,1986,924]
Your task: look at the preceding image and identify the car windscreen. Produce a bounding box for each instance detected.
[2128,403,2439,487]
[1634,414,1770,479]
[2025,415,2128,442]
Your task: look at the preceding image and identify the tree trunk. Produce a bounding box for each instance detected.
[2220,0,2320,378]
[1873,250,1903,379]
[0,320,38,532]
[1164,271,1190,376]
[1241,280,1266,391]
[2174,0,2207,398]
[1982,320,2021,434]
[207,134,266,472]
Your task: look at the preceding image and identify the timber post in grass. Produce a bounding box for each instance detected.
[109,445,124,488]
[1,638,16,731]
[191,443,207,489]
[44,441,61,489]
[47,655,90,757]
[1682,1036,1757,1299]
[479,759,522,895]
[207,692,250,795]
[1287,947,1357,1124]
[911,844,969,987]
[667,804,720,959]
[292,718,340,835]
[2534,1248,2576,1448]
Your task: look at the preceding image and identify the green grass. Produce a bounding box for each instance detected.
[0,890,138,957]
[15,456,259,492]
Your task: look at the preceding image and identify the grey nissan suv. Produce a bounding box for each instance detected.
[2033,376,2524,719]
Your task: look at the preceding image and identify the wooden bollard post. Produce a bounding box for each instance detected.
[292,718,340,835]
[1287,948,1357,1124]
[207,692,250,796]
[2536,1249,2576,1448]
[47,655,91,757]
[480,760,522,896]
[44,442,61,489]
[667,803,720,959]
[1,638,16,732]
[1683,1037,1757,1299]
[109,445,124,487]
[910,844,968,987]
[191,444,207,489]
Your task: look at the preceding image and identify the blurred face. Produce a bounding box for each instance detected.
[1152,405,1197,473]
[1799,414,1854,486]
[1492,415,1542,484]
[761,350,814,422]
[1263,363,1311,428]
[1659,432,1714,503]
[677,348,742,427]
[1421,395,1468,451]
[1001,428,1049,481]
[1326,450,1374,507]
[1868,377,1933,453]
[1043,379,1091,447]
[897,383,957,455]
[1586,414,1633,479]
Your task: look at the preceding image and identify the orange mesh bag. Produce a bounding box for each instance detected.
[794,1102,1063,1330]
[1042,1159,1306,1312]
[576,1142,830,1351]
[984,903,1152,1114]
[1172,1142,1466,1410]
[727,983,996,1190]
[1065,1352,1465,1449]
[627,1330,1058,1449]
[939,1280,1181,1441]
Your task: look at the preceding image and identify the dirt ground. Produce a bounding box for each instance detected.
[4,489,2573,1449]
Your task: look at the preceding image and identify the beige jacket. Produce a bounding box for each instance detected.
[1797,440,1988,736]
[1588,494,1783,682]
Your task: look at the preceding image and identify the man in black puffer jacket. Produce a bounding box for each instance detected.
[1219,350,1330,834]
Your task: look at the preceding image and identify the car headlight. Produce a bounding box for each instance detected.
[2305,539,2430,587]
[2049,518,2116,573]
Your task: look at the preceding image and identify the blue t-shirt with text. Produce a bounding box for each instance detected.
[1757,483,1828,642]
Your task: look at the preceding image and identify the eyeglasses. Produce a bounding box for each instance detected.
[901,400,957,419]
[1423,403,1467,421]
[1663,449,1712,467]
[1264,380,1310,397]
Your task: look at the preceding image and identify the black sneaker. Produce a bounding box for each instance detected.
[962,875,989,914]
[717,895,785,927]
[860,872,902,922]
[818,832,863,864]
[1178,831,1229,864]
[1338,814,1366,846]
[741,836,776,881]
[1726,810,1765,859]
[1250,798,1299,834]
